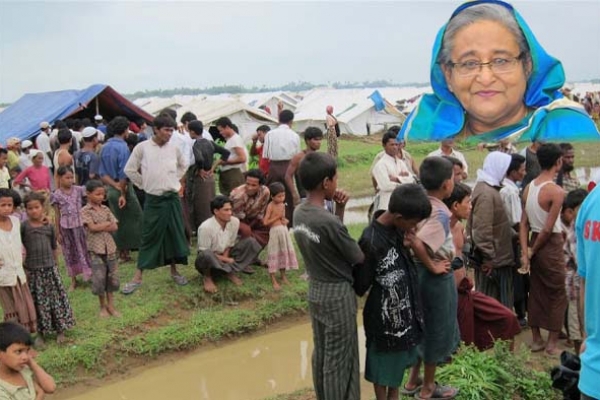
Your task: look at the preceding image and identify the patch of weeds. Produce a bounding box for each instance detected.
[436,341,561,400]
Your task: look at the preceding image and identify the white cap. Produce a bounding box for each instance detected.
[94,115,103,121]
[21,140,33,149]
[82,127,98,138]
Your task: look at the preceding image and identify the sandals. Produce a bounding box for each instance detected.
[172,274,188,286]
[414,383,459,400]
[400,377,423,396]
[122,282,142,295]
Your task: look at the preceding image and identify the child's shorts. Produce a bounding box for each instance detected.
[89,252,120,295]
[365,342,418,387]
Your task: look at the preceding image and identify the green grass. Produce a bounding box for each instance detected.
[22,223,365,386]
[27,251,310,384]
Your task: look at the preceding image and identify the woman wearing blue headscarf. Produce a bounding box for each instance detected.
[398,0,599,146]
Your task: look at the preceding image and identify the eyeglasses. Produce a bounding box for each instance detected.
[448,53,524,77]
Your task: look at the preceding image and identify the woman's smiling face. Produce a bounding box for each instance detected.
[443,19,530,132]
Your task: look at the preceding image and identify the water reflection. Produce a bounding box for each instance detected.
[59,321,367,400]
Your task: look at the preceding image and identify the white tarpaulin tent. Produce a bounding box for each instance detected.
[293,88,405,135]
[172,97,278,141]
[239,91,299,118]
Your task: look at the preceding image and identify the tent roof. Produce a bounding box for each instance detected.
[294,88,402,123]
[0,84,154,145]
[163,97,278,125]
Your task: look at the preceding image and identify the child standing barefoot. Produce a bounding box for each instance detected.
[80,180,120,317]
[263,183,298,291]
[21,193,75,345]
[0,189,37,334]
[51,167,92,291]
[0,322,56,399]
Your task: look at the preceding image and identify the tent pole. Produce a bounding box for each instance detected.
[95,98,99,116]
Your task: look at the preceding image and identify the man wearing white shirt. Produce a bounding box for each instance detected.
[263,110,300,225]
[122,114,191,295]
[195,195,262,294]
[428,139,469,179]
[216,117,247,196]
[36,121,53,169]
[372,132,416,211]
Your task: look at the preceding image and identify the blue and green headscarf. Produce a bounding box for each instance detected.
[399,0,599,144]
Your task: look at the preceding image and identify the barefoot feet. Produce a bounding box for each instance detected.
[99,307,110,318]
[107,306,121,317]
[227,273,243,286]
[203,276,218,293]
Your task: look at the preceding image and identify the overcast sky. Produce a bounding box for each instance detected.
[0,0,598,103]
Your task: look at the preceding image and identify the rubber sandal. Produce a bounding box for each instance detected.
[414,383,459,400]
[172,274,188,286]
[400,377,423,396]
[122,282,141,295]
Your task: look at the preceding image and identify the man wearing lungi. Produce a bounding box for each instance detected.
[520,143,566,355]
[121,114,191,295]
[195,195,262,294]
[263,110,300,226]
[99,116,143,262]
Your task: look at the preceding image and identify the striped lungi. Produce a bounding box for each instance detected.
[474,265,515,309]
[308,280,360,400]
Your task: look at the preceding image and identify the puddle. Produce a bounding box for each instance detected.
[55,321,367,400]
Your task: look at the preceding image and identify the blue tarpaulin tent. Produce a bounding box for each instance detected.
[0,84,153,146]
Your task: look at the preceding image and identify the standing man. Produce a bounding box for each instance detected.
[263,110,300,225]
[427,139,468,179]
[520,143,566,355]
[18,140,33,170]
[122,114,190,295]
[99,116,143,262]
[520,140,543,190]
[5,138,21,171]
[216,117,247,196]
[74,127,100,186]
[285,127,324,207]
[250,125,271,178]
[469,152,514,308]
[371,132,416,212]
[576,179,600,400]
[187,120,230,231]
[556,142,581,192]
[500,153,528,326]
[36,122,53,169]
[325,105,339,159]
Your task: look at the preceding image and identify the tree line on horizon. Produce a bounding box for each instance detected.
[124,80,432,100]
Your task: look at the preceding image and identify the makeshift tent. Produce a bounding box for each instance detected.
[239,91,299,118]
[0,84,154,145]
[142,97,278,142]
[293,88,406,135]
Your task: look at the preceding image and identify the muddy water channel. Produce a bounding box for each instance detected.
[58,320,367,400]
